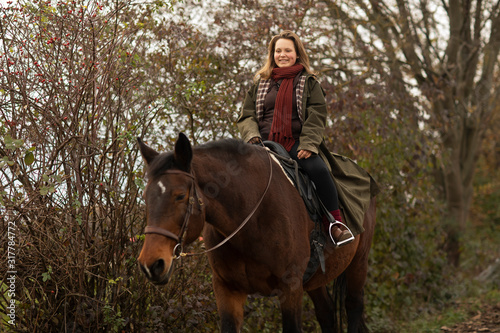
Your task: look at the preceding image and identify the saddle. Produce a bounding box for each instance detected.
[263,141,331,284]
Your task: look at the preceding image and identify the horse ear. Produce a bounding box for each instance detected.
[174,132,192,172]
[137,137,159,166]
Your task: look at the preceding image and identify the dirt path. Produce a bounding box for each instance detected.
[441,303,500,333]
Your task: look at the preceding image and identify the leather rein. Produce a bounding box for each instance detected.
[143,149,273,259]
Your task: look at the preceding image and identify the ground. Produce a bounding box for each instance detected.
[441,302,500,333]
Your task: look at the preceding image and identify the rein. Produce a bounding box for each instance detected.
[143,148,274,259]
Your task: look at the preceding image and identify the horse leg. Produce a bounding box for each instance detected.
[213,276,247,333]
[345,246,371,333]
[345,199,375,333]
[278,288,303,333]
[343,247,371,333]
[307,286,336,332]
[345,287,366,333]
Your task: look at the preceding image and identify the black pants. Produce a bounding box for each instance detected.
[288,142,339,212]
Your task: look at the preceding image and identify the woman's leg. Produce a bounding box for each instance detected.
[289,142,353,245]
[288,143,338,211]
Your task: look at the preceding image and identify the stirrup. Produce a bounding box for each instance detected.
[329,221,354,247]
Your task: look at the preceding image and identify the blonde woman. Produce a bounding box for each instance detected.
[238,30,353,246]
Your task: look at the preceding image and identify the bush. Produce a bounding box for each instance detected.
[0,1,217,331]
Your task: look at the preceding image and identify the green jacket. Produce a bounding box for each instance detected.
[237,74,379,234]
[237,74,327,154]
[319,147,379,235]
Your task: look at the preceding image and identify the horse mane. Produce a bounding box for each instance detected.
[146,138,251,179]
[196,138,249,157]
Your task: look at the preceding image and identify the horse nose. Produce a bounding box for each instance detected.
[150,258,165,277]
[140,258,165,281]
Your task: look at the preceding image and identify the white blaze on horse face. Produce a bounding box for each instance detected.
[157,180,166,195]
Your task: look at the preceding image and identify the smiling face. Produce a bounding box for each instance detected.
[274,38,297,68]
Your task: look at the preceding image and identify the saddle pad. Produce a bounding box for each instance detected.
[263,141,327,222]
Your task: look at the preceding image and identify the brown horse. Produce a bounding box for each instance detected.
[137,133,376,333]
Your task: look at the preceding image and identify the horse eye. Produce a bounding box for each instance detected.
[175,194,186,201]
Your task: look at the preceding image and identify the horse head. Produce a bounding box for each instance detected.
[137,133,205,284]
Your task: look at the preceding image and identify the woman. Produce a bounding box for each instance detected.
[237,30,353,246]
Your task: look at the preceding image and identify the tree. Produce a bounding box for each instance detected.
[185,0,451,324]
[315,0,500,266]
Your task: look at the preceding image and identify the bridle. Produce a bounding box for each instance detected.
[144,169,203,258]
[143,149,273,259]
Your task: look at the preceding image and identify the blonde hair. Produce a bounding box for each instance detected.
[254,30,315,83]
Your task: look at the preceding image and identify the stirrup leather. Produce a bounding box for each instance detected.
[329,221,355,247]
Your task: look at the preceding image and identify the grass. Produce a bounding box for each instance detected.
[399,289,500,333]
[395,216,500,333]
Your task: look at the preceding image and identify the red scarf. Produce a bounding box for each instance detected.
[269,63,304,151]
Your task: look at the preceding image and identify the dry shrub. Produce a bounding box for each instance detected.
[0,1,218,331]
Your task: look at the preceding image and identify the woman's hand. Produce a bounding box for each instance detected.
[248,137,263,145]
[297,149,312,159]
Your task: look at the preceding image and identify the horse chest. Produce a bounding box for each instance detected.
[207,246,306,296]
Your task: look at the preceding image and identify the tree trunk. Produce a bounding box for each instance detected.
[438,90,487,266]
[441,124,467,267]
[320,0,500,266]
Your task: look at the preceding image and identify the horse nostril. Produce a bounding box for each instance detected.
[139,263,151,279]
[150,259,165,278]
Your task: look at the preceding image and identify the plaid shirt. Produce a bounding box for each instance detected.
[239,73,326,154]
[255,75,307,124]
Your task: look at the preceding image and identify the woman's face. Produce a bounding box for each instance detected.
[274,38,297,68]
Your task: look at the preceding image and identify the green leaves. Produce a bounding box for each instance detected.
[1,156,15,167]
[42,266,52,282]
[1,135,36,167]
[24,147,36,166]
[4,135,24,150]
[39,173,62,196]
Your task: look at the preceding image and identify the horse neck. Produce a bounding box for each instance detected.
[191,145,268,233]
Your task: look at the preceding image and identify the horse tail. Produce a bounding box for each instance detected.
[358,307,369,333]
[330,272,369,333]
[330,272,346,332]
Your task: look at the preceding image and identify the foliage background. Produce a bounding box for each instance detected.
[0,0,499,332]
